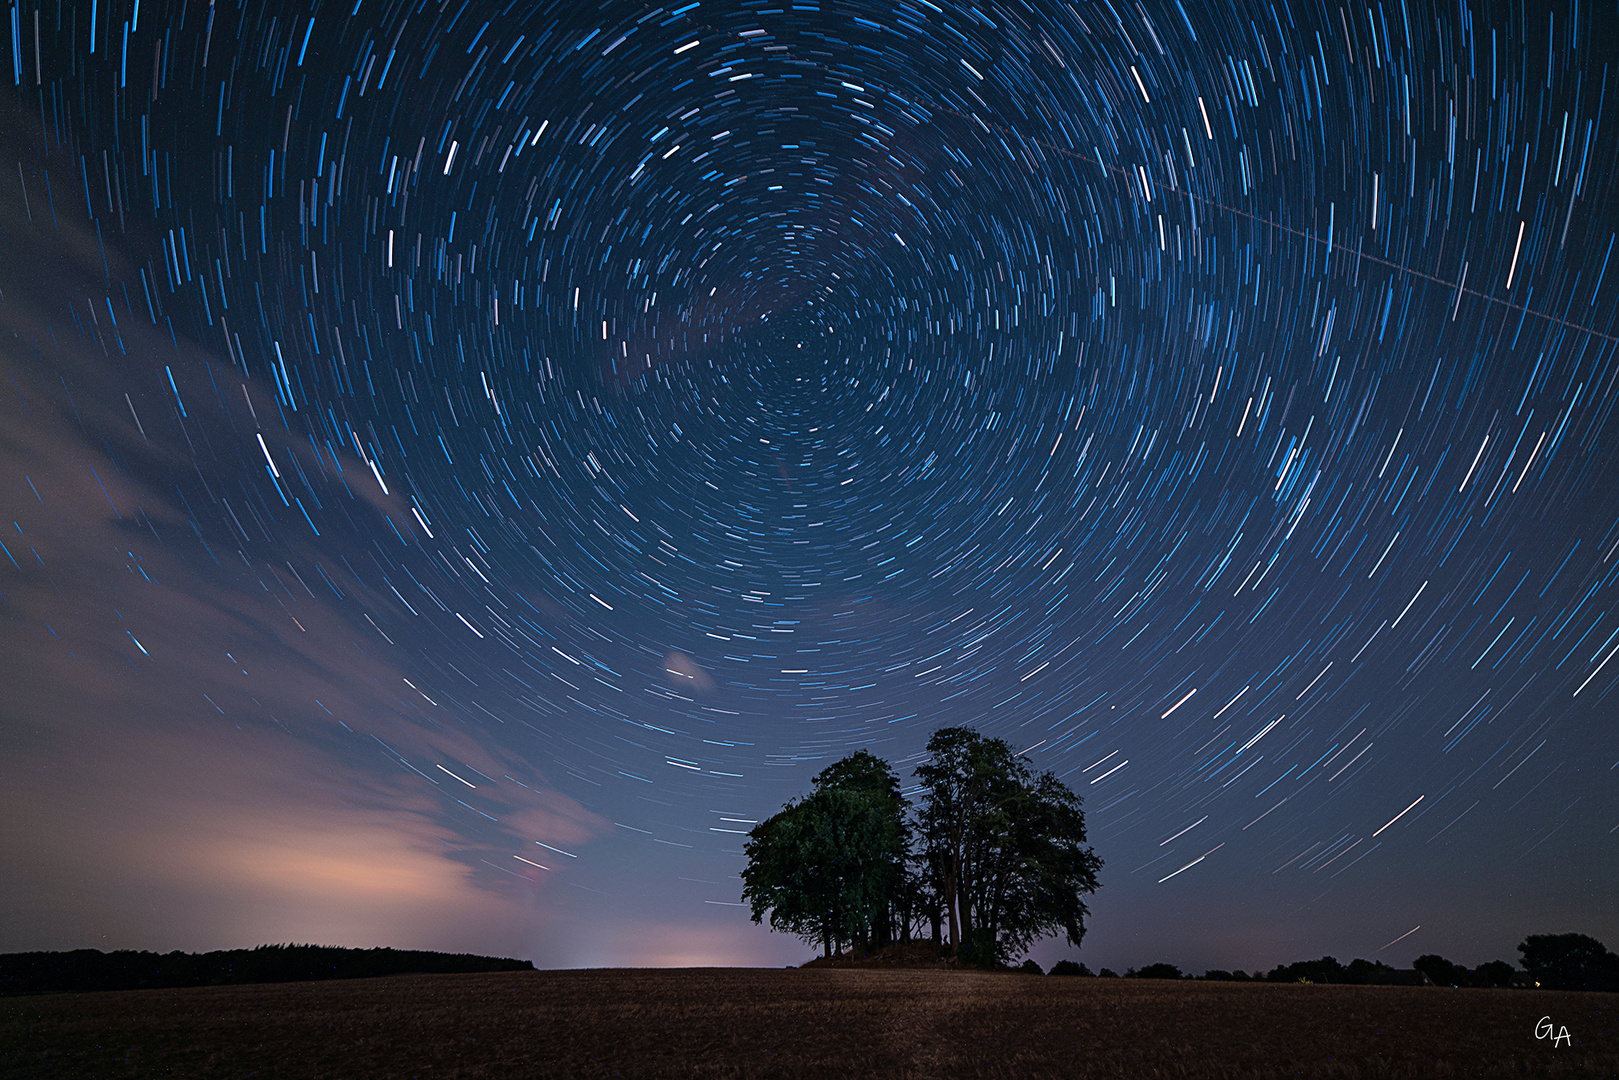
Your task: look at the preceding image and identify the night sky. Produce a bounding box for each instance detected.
[2,0,1615,976]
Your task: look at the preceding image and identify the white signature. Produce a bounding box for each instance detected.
[1535,1016,1572,1048]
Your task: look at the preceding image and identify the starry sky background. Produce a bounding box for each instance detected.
[2,0,1615,975]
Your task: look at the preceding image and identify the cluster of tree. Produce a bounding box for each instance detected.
[1020,934,1618,990]
[0,944,534,995]
[1261,937,1617,990]
[741,728,1104,968]
[1411,955,1514,988]
[1516,934,1619,991]
[1262,956,1437,986]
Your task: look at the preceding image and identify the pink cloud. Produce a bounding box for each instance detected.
[0,156,607,959]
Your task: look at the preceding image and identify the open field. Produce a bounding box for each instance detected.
[4,967,1614,1078]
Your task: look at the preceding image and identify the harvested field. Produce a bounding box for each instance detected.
[4,967,1614,1078]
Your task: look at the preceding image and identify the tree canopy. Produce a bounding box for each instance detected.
[913,727,1102,965]
[808,750,912,948]
[740,784,904,957]
[742,727,1102,967]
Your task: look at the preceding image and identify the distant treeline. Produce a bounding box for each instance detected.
[0,944,534,995]
[1035,933,1619,992]
[1043,957,1427,984]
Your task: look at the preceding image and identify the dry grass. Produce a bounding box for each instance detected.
[4,967,1615,1078]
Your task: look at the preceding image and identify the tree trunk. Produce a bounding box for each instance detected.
[957,847,973,953]
[956,853,972,953]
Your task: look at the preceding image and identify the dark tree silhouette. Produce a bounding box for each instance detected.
[1267,956,1346,984]
[1413,953,1470,988]
[911,727,994,954]
[808,751,910,948]
[913,727,1102,966]
[1473,960,1516,988]
[0,945,530,995]
[1344,958,1403,984]
[1137,962,1183,979]
[1518,933,1619,991]
[742,732,1102,967]
[742,780,904,957]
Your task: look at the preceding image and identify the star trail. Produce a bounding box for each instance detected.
[1,0,1614,972]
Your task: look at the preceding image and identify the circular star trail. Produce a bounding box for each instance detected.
[4,0,1615,966]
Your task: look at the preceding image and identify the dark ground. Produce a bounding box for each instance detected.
[3,967,1614,1078]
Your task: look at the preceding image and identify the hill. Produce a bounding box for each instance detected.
[799,941,963,969]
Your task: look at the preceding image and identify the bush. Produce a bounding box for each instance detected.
[1519,934,1619,991]
[1267,956,1346,984]
[1345,958,1402,985]
[956,928,1004,970]
[1473,960,1515,988]
[1048,960,1092,977]
[1137,963,1182,980]
[1413,954,1470,988]
[1098,968,1119,978]
[1019,959,1044,975]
